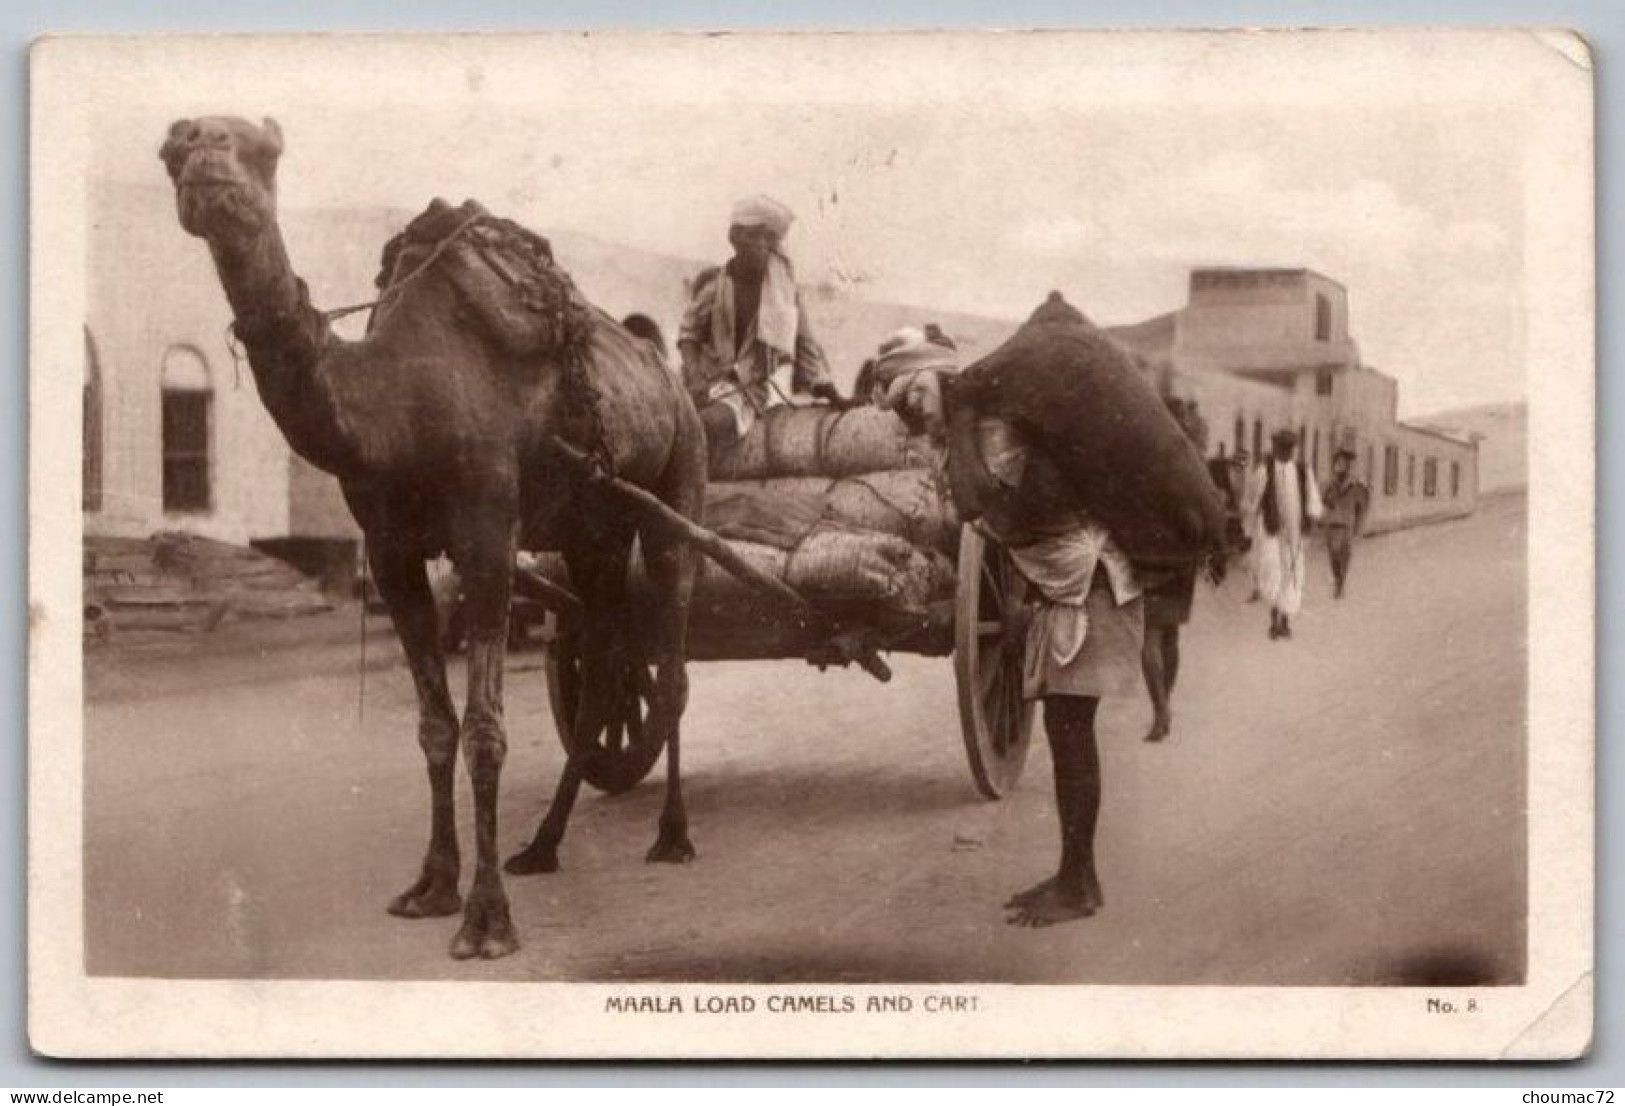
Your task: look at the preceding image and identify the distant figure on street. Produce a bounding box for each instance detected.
[1238,450,1266,603]
[677,195,846,451]
[1246,429,1323,640]
[1321,448,1371,598]
[1139,396,1209,742]
[1207,442,1251,581]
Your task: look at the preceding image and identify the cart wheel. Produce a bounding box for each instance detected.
[543,621,665,795]
[953,524,1036,799]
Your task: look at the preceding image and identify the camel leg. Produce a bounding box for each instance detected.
[502,531,626,876]
[369,543,464,920]
[447,511,520,961]
[641,499,699,865]
[504,761,583,876]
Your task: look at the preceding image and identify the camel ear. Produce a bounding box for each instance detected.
[261,117,284,156]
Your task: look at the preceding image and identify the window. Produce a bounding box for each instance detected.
[1315,293,1332,341]
[1252,419,1263,460]
[1366,445,1375,484]
[1451,462,1461,497]
[1423,457,1438,498]
[83,328,103,512]
[1407,454,1415,496]
[161,346,212,513]
[1315,368,1334,396]
[1298,424,1306,458]
[1233,415,1245,455]
[1312,428,1321,474]
[1383,444,1398,495]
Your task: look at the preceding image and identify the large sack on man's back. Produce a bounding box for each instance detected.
[947,292,1227,565]
[709,405,935,481]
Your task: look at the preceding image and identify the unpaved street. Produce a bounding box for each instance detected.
[83,494,1526,985]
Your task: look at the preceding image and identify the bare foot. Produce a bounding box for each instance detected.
[1143,717,1171,742]
[1004,876,1056,910]
[1005,875,1103,912]
[1006,882,1098,927]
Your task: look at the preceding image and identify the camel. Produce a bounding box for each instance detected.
[160,116,708,960]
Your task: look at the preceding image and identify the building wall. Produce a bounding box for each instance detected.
[86,181,408,546]
[1362,424,1478,533]
[87,184,1480,549]
[85,179,291,544]
[1174,269,1360,373]
[1151,268,1478,534]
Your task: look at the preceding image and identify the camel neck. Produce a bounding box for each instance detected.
[209,223,305,334]
[205,223,365,478]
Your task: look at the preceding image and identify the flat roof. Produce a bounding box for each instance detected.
[1190,267,1347,292]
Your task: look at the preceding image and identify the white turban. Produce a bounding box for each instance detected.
[872,326,959,410]
[730,194,795,239]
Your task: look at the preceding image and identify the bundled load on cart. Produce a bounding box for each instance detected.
[666,403,961,664]
[531,294,1227,799]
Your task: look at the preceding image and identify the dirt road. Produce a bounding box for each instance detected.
[83,493,1526,985]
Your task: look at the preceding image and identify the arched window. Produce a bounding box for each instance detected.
[83,327,103,512]
[160,346,213,513]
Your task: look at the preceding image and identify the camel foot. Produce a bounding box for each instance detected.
[386,873,462,919]
[449,895,519,961]
[646,831,697,865]
[503,841,560,876]
[1005,883,1100,928]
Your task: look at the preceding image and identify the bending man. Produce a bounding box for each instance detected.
[876,329,1144,927]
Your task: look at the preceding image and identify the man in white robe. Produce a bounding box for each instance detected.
[1246,429,1323,640]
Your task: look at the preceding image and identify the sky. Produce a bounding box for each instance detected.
[78,30,1583,417]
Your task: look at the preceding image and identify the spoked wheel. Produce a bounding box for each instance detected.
[953,524,1036,799]
[543,619,665,795]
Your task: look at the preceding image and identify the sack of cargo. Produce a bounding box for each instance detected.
[708,405,936,481]
[708,468,959,555]
[945,292,1228,566]
[632,525,951,623]
[704,482,826,550]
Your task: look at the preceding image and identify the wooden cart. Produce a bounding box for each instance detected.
[529,520,1036,801]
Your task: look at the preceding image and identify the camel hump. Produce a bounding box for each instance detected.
[377,198,592,369]
[401,197,493,245]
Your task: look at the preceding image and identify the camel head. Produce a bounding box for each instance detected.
[160,116,284,247]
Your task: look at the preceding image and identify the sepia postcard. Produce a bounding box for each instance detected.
[28,29,1593,1059]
